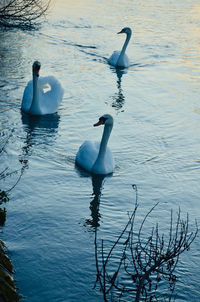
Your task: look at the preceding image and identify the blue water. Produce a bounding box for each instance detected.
[0,0,200,301]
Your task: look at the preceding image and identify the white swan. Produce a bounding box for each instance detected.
[76,114,114,175]
[21,61,64,115]
[108,27,132,68]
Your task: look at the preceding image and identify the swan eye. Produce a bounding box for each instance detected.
[99,117,107,124]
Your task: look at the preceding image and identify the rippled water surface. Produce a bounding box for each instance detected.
[0,0,200,301]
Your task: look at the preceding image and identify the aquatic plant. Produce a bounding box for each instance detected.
[94,185,198,301]
[0,0,50,30]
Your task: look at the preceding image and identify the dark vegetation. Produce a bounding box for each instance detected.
[0,128,26,210]
[0,129,23,301]
[0,0,50,30]
[0,239,19,302]
[94,185,198,301]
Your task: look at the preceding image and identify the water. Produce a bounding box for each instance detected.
[0,0,200,301]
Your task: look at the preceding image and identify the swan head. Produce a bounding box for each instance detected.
[117,27,132,36]
[32,61,41,77]
[94,114,113,127]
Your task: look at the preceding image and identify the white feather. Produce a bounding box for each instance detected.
[21,62,64,115]
[76,114,114,175]
[108,27,132,68]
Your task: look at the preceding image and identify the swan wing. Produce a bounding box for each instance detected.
[108,51,120,67]
[39,76,64,114]
[76,141,100,172]
[21,79,33,112]
[108,51,130,68]
[21,76,64,114]
[117,53,130,68]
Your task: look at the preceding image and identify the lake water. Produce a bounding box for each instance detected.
[0,0,200,301]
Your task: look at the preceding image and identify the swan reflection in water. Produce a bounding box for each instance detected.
[84,175,105,229]
[109,67,127,112]
[75,165,112,230]
[20,112,60,170]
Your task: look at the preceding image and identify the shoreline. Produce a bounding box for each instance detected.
[0,239,19,302]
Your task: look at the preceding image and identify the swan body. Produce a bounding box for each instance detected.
[21,61,64,115]
[108,27,132,68]
[76,114,114,175]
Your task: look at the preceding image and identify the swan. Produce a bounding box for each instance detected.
[76,114,114,175]
[108,27,132,68]
[21,61,64,115]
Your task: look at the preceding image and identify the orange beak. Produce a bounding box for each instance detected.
[93,120,104,127]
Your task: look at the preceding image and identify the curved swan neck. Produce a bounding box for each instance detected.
[96,123,113,162]
[117,32,131,65]
[30,74,42,115]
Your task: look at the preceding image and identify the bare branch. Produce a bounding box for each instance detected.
[0,0,51,30]
[94,185,198,301]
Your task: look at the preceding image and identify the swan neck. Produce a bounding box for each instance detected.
[117,32,131,65]
[30,74,41,115]
[98,124,112,160]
